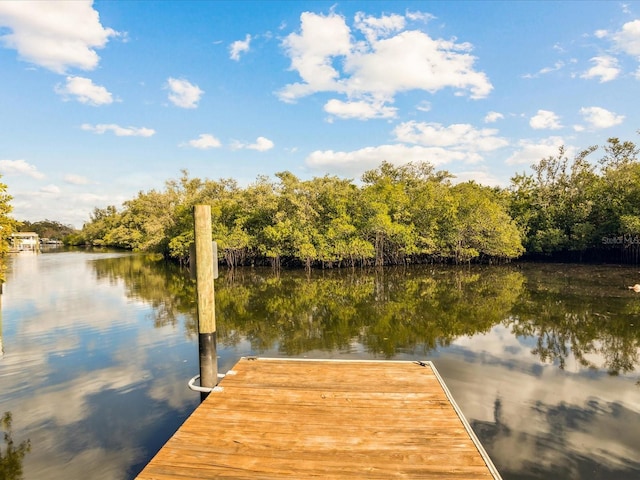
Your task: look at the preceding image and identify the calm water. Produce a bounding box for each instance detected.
[0,250,639,480]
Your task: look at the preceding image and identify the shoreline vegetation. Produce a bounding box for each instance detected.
[14,137,640,268]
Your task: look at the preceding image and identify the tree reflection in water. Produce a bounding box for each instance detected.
[507,263,640,374]
[0,412,31,480]
[90,256,640,375]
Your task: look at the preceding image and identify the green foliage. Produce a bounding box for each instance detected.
[449,182,524,262]
[0,177,17,281]
[17,219,78,242]
[509,137,640,256]
[83,205,120,247]
[80,163,525,266]
[620,215,640,235]
[0,412,31,480]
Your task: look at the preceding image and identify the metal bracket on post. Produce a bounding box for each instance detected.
[188,373,226,393]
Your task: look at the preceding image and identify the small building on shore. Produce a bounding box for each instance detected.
[10,232,40,253]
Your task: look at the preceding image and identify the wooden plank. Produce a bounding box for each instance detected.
[136,358,501,479]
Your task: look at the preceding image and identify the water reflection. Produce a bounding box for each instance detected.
[444,351,640,480]
[90,253,196,330]
[470,394,640,480]
[90,258,640,479]
[1,251,202,480]
[507,263,640,375]
[210,267,528,357]
[90,258,529,356]
[1,252,639,480]
[0,412,31,480]
[91,258,640,377]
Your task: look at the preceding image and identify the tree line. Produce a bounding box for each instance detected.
[79,161,525,267]
[65,136,640,267]
[510,137,640,261]
[17,220,76,241]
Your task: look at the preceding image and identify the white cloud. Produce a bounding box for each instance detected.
[64,174,90,185]
[484,111,504,123]
[345,30,492,99]
[353,11,406,43]
[579,106,625,129]
[81,124,155,137]
[594,29,609,39]
[249,136,274,151]
[231,136,274,152]
[523,60,566,79]
[279,11,352,102]
[40,184,60,194]
[229,34,251,61]
[405,11,436,23]
[10,189,126,228]
[581,56,620,82]
[505,136,565,165]
[166,77,203,109]
[530,109,562,130]
[416,101,431,112]
[0,0,118,73]
[278,11,492,118]
[54,76,113,106]
[612,19,640,56]
[307,120,508,178]
[393,121,508,152]
[306,144,471,178]
[541,60,566,74]
[181,134,221,150]
[0,159,45,179]
[324,98,397,119]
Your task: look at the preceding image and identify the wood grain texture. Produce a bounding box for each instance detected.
[136,358,500,479]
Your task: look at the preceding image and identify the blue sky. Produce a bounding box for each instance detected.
[1,1,639,228]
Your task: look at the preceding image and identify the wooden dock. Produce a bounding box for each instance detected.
[136,358,501,479]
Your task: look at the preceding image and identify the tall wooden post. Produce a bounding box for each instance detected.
[193,205,217,396]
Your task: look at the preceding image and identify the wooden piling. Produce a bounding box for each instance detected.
[193,205,217,392]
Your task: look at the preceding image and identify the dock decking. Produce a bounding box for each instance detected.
[136,358,501,479]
